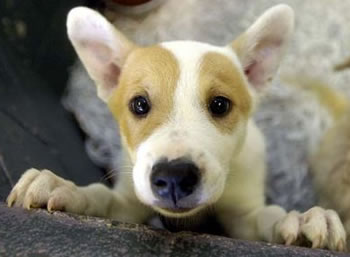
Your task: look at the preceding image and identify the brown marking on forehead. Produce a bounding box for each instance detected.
[199,52,252,133]
[108,45,179,151]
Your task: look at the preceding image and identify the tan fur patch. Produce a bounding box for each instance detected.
[108,46,179,151]
[282,75,350,121]
[199,52,252,133]
[231,34,248,64]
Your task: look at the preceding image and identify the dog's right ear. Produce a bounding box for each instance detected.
[230,4,294,96]
[67,7,135,102]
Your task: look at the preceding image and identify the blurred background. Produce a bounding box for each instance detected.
[0,0,106,201]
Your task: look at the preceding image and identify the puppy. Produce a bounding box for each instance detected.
[6,5,346,250]
[311,110,350,246]
[307,80,350,245]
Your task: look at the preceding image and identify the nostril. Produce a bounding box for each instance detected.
[154,179,167,188]
[179,172,198,194]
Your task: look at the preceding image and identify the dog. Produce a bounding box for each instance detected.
[311,109,350,247]
[306,78,350,245]
[6,5,347,250]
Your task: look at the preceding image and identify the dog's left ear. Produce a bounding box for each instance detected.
[230,4,294,94]
[67,7,136,102]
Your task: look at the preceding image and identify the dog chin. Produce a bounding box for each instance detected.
[153,205,205,218]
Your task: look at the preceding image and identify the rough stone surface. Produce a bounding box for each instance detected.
[0,203,348,257]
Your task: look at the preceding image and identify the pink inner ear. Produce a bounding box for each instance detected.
[244,61,255,76]
[243,42,280,91]
[80,41,122,95]
[82,41,112,63]
[103,63,121,90]
[244,60,266,91]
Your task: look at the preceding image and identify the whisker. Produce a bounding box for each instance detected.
[100,171,134,183]
[100,169,116,182]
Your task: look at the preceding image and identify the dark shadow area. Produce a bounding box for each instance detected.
[0,0,107,202]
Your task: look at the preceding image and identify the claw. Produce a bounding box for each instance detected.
[47,197,64,213]
[47,197,58,213]
[336,240,346,252]
[311,236,322,249]
[24,203,31,210]
[23,193,33,210]
[285,235,295,246]
[47,200,54,213]
[6,191,16,207]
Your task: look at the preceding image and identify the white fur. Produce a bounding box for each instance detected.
[67,7,134,102]
[6,4,347,251]
[133,41,248,213]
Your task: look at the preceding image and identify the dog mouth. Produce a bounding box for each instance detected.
[155,207,197,217]
[154,201,196,213]
[153,202,205,217]
[161,207,193,214]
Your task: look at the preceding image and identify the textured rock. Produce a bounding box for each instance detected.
[0,203,348,257]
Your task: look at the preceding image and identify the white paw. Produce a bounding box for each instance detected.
[7,168,87,213]
[274,207,347,251]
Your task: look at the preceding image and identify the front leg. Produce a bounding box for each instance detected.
[7,168,152,224]
[219,204,347,251]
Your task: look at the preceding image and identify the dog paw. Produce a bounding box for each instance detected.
[274,207,347,251]
[7,168,87,213]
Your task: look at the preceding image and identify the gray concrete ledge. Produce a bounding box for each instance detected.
[0,203,348,257]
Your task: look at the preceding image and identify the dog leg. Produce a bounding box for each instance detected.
[7,168,151,223]
[226,205,347,251]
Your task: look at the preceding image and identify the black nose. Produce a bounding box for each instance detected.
[151,158,199,205]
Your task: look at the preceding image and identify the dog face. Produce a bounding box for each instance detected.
[110,42,253,216]
[67,5,293,217]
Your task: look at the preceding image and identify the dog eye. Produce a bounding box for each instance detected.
[130,96,151,117]
[209,96,231,117]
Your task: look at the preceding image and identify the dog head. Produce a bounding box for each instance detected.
[67,5,294,217]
